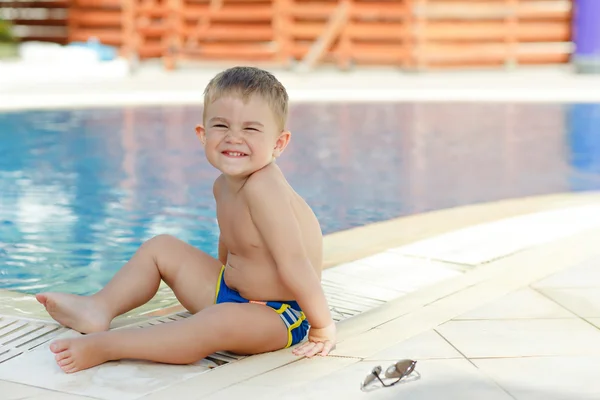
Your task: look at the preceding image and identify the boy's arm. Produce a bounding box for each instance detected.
[245,177,333,330]
[214,175,228,266]
[218,235,228,266]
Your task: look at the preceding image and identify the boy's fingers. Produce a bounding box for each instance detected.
[294,342,315,355]
[306,342,324,358]
[320,341,335,356]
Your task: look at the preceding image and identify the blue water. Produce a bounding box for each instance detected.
[1,103,599,295]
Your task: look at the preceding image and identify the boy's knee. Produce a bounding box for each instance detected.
[143,234,178,250]
[144,233,178,245]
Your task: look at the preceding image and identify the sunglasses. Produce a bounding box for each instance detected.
[360,359,418,390]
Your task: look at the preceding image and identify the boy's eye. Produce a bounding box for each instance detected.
[214,124,227,128]
[245,127,259,132]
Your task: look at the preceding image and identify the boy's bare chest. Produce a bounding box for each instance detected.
[216,196,262,250]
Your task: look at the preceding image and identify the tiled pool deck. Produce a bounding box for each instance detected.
[2,191,600,399]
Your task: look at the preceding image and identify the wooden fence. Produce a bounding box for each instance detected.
[2,0,573,71]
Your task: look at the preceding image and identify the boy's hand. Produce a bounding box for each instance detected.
[292,322,336,358]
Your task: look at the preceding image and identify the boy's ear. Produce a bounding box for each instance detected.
[195,125,206,145]
[273,130,291,157]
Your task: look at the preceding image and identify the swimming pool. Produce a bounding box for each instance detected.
[1,102,599,295]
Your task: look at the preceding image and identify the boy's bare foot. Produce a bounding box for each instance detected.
[51,335,110,373]
[36,293,111,334]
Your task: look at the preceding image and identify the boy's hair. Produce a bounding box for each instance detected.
[203,66,289,131]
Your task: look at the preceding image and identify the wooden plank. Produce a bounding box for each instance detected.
[346,22,406,40]
[174,43,276,60]
[69,29,122,44]
[289,3,338,19]
[421,21,570,42]
[179,24,273,40]
[290,22,406,41]
[413,0,571,20]
[297,0,350,71]
[135,5,170,17]
[15,35,68,43]
[290,2,408,20]
[136,25,168,36]
[517,52,570,64]
[11,19,67,27]
[0,1,67,8]
[71,0,121,7]
[69,11,122,26]
[351,2,410,19]
[183,4,273,20]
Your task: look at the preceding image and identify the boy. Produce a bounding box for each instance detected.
[35,66,336,373]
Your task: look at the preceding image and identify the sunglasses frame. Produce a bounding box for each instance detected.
[361,360,417,390]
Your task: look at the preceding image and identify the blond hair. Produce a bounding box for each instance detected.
[203,66,289,131]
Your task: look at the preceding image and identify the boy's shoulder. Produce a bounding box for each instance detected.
[243,164,289,200]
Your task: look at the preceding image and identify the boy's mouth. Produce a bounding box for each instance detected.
[222,151,248,158]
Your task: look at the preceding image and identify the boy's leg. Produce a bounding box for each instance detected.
[51,302,289,373]
[36,234,223,333]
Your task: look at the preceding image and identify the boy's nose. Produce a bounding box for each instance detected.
[225,131,243,143]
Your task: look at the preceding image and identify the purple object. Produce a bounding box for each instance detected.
[573,0,600,73]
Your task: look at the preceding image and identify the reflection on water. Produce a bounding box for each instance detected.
[0,103,598,295]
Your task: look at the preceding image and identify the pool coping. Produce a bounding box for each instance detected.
[3,66,600,112]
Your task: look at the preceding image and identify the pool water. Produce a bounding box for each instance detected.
[1,103,599,295]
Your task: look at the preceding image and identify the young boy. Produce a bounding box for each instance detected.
[35,66,336,373]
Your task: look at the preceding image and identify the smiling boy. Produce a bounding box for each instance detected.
[35,66,336,373]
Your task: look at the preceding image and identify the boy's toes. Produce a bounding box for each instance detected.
[50,339,70,354]
[55,350,71,362]
[35,293,48,306]
[63,364,80,374]
[57,356,73,367]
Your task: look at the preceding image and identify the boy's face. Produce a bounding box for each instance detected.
[196,94,290,179]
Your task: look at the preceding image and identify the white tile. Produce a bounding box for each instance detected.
[538,288,600,318]
[392,205,600,265]
[533,256,600,288]
[201,383,286,400]
[321,269,405,302]
[437,319,600,358]
[329,252,461,292]
[366,330,463,361]
[275,359,512,400]
[474,356,600,400]
[455,288,575,320]
[586,318,600,330]
[0,330,216,400]
[0,379,51,399]
[239,356,358,387]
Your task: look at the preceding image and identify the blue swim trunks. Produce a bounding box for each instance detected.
[214,266,309,348]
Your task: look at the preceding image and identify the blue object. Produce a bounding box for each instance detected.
[572,0,600,73]
[67,37,117,62]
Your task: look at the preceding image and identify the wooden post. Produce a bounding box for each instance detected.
[413,0,427,71]
[336,0,352,70]
[296,0,350,72]
[403,0,414,70]
[275,0,293,68]
[505,0,518,69]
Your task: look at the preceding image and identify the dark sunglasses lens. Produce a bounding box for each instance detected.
[397,360,416,374]
[385,359,416,379]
